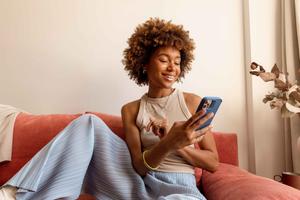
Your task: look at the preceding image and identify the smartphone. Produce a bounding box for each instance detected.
[195,96,222,130]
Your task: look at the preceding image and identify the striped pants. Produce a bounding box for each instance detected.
[2,114,206,200]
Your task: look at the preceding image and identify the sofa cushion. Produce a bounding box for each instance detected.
[212,132,238,166]
[0,112,82,185]
[202,163,300,200]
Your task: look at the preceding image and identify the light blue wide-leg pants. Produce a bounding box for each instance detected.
[2,114,206,200]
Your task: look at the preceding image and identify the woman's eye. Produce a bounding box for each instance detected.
[159,59,168,63]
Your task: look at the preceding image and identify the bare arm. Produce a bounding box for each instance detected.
[176,132,219,172]
[121,101,172,176]
[176,93,219,172]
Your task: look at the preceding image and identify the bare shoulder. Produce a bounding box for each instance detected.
[122,99,140,111]
[183,92,202,114]
[121,99,140,120]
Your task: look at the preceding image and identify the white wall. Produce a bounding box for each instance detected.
[246,0,285,178]
[0,1,248,170]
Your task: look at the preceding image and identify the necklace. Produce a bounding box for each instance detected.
[145,89,174,119]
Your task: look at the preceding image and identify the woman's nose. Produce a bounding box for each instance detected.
[167,62,176,71]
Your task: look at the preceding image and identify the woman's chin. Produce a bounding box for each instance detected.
[160,83,174,89]
[160,79,176,87]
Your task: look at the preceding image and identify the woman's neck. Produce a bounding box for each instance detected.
[147,87,175,98]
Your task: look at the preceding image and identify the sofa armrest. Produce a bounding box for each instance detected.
[212,132,238,166]
[201,163,300,200]
[0,113,82,185]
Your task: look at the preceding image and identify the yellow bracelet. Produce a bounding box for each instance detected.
[142,150,159,171]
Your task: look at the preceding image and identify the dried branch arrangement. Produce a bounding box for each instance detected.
[249,62,300,117]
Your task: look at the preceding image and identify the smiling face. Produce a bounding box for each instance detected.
[145,46,181,92]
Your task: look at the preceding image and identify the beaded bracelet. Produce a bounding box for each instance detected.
[142,150,159,170]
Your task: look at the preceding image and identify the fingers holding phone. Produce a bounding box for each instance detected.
[196,125,213,138]
[184,111,214,143]
[160,96,222,149]
[184,109,206,129]
[195,96,222,131]
[167,111,213,148]
[190,112,214,131]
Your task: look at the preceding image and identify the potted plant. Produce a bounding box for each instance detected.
[249,62,300,189]
[249,62,300,117]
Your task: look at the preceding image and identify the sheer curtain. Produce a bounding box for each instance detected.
[281,0,300,173]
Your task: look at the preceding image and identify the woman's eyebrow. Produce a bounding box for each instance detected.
[158,53,181,59]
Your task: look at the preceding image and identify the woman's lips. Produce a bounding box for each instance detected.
[162,74,176,81]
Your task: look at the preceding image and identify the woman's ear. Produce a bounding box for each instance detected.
[143,65,148,74]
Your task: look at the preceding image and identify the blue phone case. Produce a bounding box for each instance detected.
[196,96,222,130]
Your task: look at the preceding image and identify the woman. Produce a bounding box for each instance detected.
[121,18,219,199]
[0,18,218,200]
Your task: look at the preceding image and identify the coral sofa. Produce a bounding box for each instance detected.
[1,112,300,200]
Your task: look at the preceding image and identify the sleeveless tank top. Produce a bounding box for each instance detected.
[136,88,195,174]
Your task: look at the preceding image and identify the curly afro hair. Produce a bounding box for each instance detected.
[123,18,195,86]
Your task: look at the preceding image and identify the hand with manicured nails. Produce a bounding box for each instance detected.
[162,109,214,150]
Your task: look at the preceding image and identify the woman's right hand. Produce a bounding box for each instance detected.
[146,118,169,139]
[163,109,214,150]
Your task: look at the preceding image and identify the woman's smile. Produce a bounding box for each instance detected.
[162,73,176,81]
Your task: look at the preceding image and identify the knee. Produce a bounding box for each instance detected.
[83,114,106,126]
[75,114,105,125]
[79,114,110,131]
[72,114,113,139]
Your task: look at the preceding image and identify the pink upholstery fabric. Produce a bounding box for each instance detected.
[202,163,300,199]
[0,112,81,185]
[212,132,238,166]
